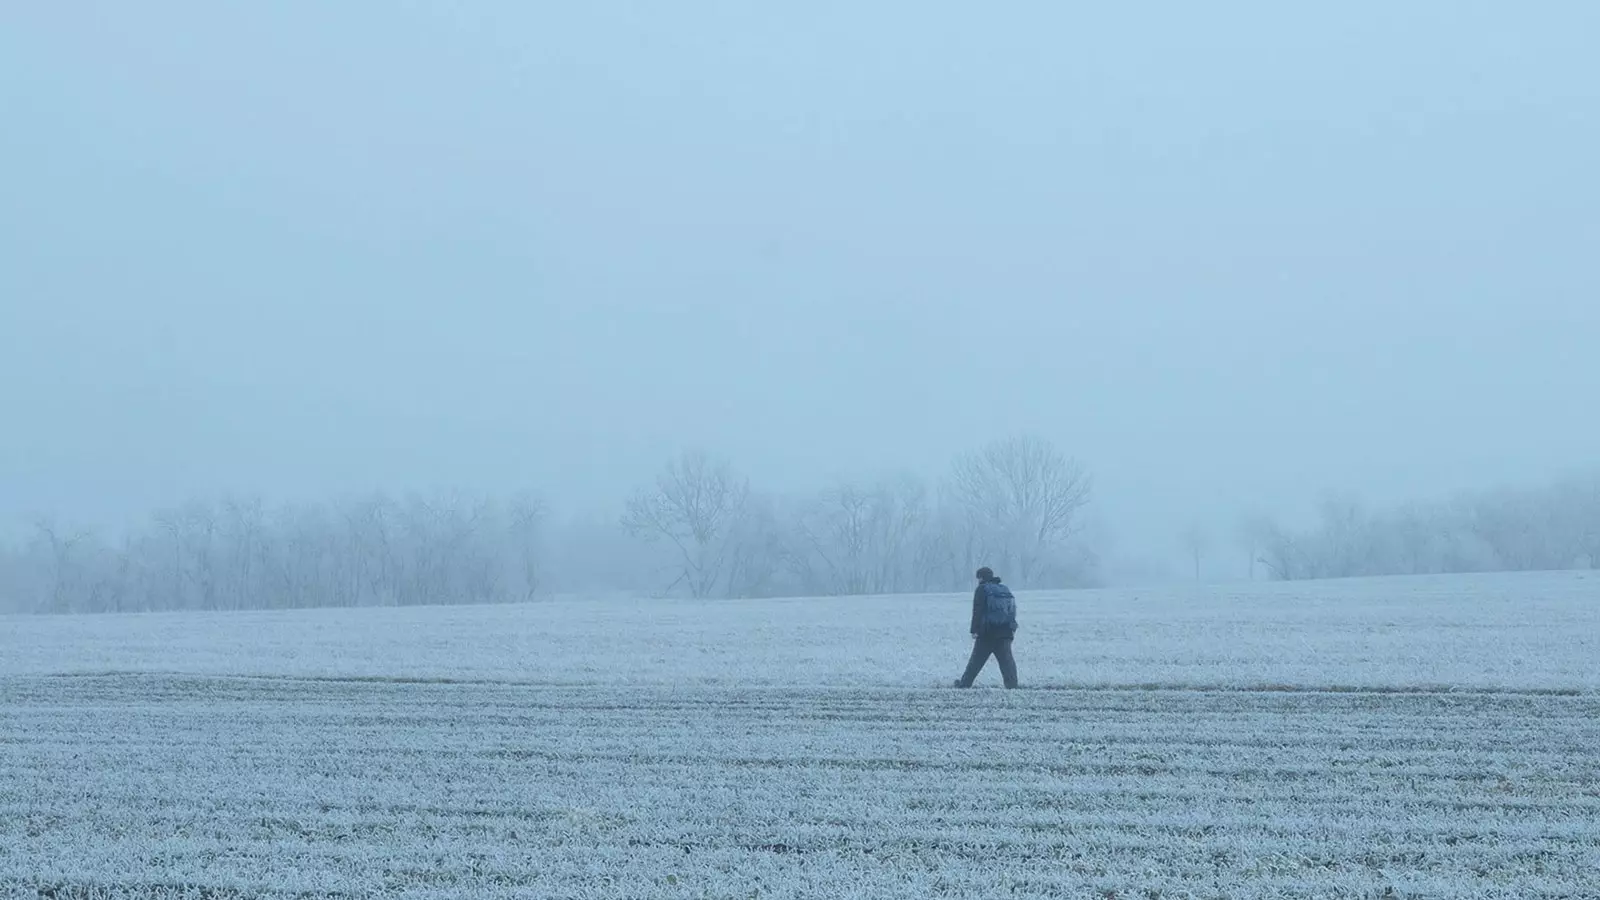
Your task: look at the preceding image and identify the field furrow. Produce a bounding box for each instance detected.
[4,575,1597,897]
[3,674,1597,899]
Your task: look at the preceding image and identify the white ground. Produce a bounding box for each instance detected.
[2,571,1597,898]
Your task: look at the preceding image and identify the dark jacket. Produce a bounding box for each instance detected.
[971,577,1017,637]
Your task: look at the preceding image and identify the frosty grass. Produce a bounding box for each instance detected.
[2,571,1596,898]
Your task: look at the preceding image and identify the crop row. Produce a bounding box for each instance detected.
[3,675,1596,899]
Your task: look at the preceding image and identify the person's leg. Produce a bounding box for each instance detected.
[994,636,1018,689]
[955,636,995,687]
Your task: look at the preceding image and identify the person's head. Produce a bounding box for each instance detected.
[975,566,996,583]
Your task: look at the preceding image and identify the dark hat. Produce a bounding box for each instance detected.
[975,566,994,580]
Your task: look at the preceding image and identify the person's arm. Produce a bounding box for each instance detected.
[970,585,983,635]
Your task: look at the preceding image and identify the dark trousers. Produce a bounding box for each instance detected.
[957,632,1018,688]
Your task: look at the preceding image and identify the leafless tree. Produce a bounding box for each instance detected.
[506,491,547,601]
[1236,513,1289,580]
[723,493,786,599]
[948,435,1092,584]
[622,450,751,598]
[1180,522,1209,581]
[791,474,931,595]
[32,518,90,613]
[336,494,392,606]
[1234,515,1259,581]
[1580,475,1600,569]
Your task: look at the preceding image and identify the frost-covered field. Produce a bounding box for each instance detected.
[2,571,1597,898]
[6,570,1599,692]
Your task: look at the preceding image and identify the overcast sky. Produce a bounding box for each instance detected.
[3,2,1597,565]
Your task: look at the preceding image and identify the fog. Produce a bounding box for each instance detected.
[3,3,1597,590]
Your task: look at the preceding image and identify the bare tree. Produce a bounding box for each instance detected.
[218,496,268,610]
[1390,502,1438,575]
[948,435,1092,584]
[622,450,751,598]
[1581,475,1600,569]
[411,492,492,604]
[506,491,547,601]
[1234,515,1263,580]
[1237,515,1299,581]
[1180,522,1209,581]
[723,493,786,599]
[32,518,90,613]
[1315,494,1374,578]
[337,494,393,606]
[791,474,931,595]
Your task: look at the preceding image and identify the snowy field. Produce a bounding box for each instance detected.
[2,571,1597,898]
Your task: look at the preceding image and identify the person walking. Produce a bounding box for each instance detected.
[954,566,1019,688]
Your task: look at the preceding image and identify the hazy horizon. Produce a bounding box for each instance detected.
[4,3,1597,576]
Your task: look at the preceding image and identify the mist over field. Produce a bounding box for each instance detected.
[6,574,1600,897]
[4,4,1599,611]
[5,8,1600,897]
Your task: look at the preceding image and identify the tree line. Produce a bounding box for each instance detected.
[1234,473,1600,581]
[9,441,1594,614]
[0,435,1097,614]
[2,492,548,615]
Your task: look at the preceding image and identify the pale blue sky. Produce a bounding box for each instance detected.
[3,2,1597,565]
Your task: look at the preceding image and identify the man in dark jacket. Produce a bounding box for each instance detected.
[954,566,1019,688]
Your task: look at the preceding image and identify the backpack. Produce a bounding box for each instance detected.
[979,581,1017,631]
